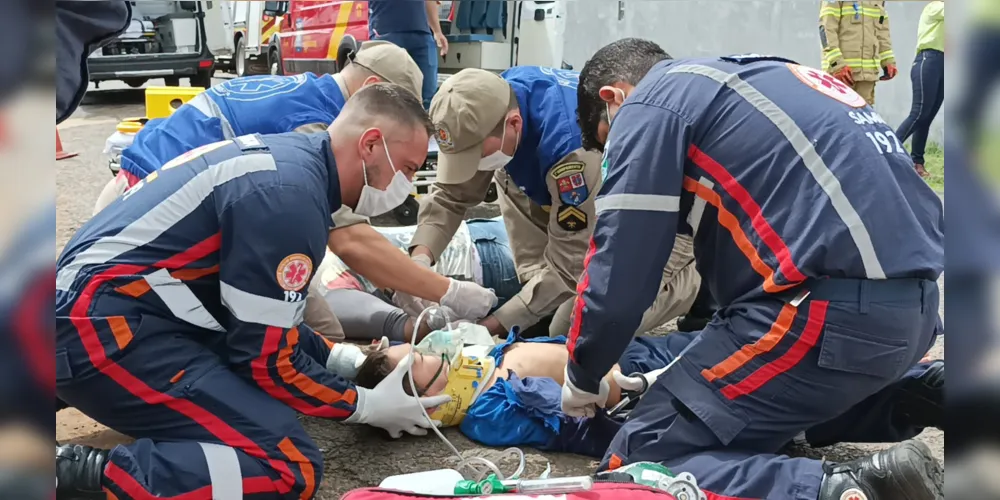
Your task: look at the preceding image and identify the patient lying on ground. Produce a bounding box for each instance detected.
[351,328,680,456]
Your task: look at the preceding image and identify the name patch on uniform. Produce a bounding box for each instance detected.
[786,63,868,108]
[557,205,587,232]
[277,253,313,292]
[161,140,231,170]
[235,134,269,152]
[552,162,588,206]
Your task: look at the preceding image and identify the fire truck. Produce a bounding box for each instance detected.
[239,1,567,78]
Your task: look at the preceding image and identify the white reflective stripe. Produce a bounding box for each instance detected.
[595,193,680,215]
[220,281,305,329]
[146,269,225,332]
[56,154,278,291]
[189,94,236,139]
[667,64,887,279]
[198,443,243,500]
[686,177,714,236]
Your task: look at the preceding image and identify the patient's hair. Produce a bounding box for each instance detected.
[354,347,414,395]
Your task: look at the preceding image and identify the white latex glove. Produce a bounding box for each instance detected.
[560,366,610,418]
[612,365,669,393]
[411,253,433,269]
[440,279,498,320]
[344,353,452,438]
[392,254,438,316]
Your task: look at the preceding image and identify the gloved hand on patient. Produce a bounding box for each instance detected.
[393,253,499,322]
[344,351,452,438]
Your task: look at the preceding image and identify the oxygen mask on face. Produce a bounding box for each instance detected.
[409,306,526,482]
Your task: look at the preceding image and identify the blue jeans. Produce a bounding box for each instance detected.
[467,217,521,311]
[895,49,944,165]
[373,31,438,108]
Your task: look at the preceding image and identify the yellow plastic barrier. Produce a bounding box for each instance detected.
[144,86,206,119]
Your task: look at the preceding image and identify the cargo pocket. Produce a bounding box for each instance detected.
[818,322,908,380]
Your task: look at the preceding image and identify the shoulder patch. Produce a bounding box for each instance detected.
[277,253,313,292]
[161,140,232,170]
[839,488,868,500]
[786,63,867,108]
[550,162,586,179]
[557,205,588,232]
[552,162,589,206]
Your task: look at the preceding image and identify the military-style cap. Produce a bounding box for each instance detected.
[351,40,424,101]
[429,69,512,184]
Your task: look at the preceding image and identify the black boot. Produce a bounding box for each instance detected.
[818,440,943,500]
[896,360,944,431]
[56,444,109,499]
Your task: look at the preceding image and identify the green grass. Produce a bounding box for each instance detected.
[922,143,944,193]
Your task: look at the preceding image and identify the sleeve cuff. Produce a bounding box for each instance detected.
[409,225,452,262]
[492,295,541,331]
[567,360,602,395]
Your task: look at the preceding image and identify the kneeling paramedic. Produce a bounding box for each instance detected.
[55,84,455,500]
[562,39,944,500]
[409,67,700,338]
[98,40,496,335]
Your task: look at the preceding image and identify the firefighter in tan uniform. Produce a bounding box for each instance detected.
[820,0,897,105]
[409,67,700,337]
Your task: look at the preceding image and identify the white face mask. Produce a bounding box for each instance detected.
[354,136,413,217]
[478,120,518,172]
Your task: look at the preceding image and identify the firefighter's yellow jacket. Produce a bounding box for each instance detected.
[820,1,895,82]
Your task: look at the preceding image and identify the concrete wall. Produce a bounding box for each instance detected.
[563,0,943,144]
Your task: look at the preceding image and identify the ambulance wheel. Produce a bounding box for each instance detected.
[393,195,419,225]
[485,182,498,203]
[235,37,248,77]
[164,76,181,87]
[269,48,284,76]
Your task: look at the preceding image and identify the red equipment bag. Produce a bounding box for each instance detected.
[340,482,677,500]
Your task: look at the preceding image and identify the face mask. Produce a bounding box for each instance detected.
[414,322,494,361]
[605,87,627,125]
[354,136,413,217]
[478,120,518,172]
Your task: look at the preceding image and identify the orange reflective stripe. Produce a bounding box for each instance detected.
[682,177,797,294]
[277,328,358,406]
[115,265,220,298]
[106,316,134,350]
[169,369,186,384]
[170,264,220,281]
[702,304,798,383]
[115,280,151,298]
[277,437,317,500]
[608,454,624,471]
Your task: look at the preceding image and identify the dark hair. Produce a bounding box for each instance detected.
[576,38,671,151]
[354,346,415,395]
[346,82,436,138]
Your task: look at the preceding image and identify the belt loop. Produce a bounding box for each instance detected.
[858,280,870,314]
